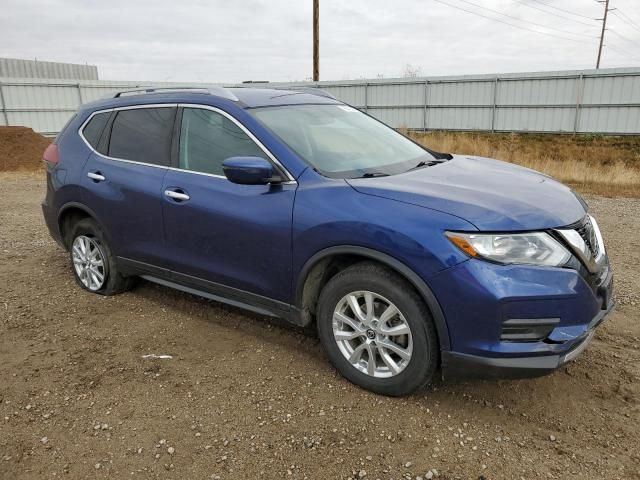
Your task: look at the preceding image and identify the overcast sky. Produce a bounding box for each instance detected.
[2,0,639,82]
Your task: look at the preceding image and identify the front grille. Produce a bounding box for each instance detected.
[575,216,600,258]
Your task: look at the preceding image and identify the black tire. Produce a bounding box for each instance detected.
[68,218,135,295]
[317,262,439,396]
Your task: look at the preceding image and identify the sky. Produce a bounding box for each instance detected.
[2,0,640,83]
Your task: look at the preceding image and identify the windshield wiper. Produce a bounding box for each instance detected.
[408,159,443,171]
[359,172,389,178]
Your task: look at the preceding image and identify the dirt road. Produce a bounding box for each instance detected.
[1,171,638,480]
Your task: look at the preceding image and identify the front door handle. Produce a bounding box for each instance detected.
[164,189,190,202]
[87,171,105,182]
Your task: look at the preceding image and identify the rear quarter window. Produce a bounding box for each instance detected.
[82,112,110,150]
[108,107,175,166]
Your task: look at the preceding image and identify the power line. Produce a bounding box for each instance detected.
[611,10,640,34]
[608,29,640,50]
[432,0,595,44]
[529,0,598,21]
[615,8,640,30]
[454,0,598,38]
[511,0,598,27]
[605,43,640,62]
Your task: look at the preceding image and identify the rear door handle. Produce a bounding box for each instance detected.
[87,171,105,182]
[164,189,190,202]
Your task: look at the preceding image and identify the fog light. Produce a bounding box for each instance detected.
[501,318,560,342]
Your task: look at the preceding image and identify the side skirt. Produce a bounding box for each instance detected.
[117,257,305,326]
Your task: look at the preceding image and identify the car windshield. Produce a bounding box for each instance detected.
[250,104,436,178]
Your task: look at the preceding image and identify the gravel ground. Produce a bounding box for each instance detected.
[0,171,638,480]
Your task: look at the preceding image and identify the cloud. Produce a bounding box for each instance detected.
[1,0,638,82]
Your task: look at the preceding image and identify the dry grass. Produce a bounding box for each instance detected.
[404,131,640,197]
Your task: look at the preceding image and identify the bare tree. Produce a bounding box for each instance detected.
[401,64,422,78]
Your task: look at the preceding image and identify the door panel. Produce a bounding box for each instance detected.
[79,105,176,267]
[81,156,168,266]
[161,170,296,303]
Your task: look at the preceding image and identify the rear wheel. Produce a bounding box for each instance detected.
[317,262,439,396]
[68,218,134,295]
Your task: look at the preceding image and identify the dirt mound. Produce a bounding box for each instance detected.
[0,126,51,171]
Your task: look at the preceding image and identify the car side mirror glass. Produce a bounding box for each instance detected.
[222,156,280,185]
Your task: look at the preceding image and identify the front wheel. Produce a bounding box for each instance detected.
[317,262,439,396]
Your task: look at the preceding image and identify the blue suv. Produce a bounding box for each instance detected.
[42,86,614,396]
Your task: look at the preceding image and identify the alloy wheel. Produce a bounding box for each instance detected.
[332,291,413,378]
[72,235,106,291]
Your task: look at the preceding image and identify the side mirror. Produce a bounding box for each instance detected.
[222,156,280,185]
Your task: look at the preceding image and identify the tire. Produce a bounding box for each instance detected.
[317,261,439,396]
[68,218,135,295]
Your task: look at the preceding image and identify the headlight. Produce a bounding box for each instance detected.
[446,231,571,267]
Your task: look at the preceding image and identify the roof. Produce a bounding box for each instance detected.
[80,86,341,113]
[228,88,339,107]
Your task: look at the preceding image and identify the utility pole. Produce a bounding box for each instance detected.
[596,0,611,69]
[313,0,319,81]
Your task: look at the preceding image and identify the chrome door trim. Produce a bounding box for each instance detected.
[78,103,176,171]
[177,103,296,183]
[77,102,297,184]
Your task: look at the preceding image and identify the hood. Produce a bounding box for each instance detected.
[346,155,586,231]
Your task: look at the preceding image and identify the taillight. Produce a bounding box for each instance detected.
[43,143,59,165]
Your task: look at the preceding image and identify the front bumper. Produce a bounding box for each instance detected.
[430,256,614,380]
[441,300,612,379]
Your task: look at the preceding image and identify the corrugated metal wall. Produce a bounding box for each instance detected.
[0,79,218,135]
[0,58,98,80]
[275,67,640,135]
[1,67,640,135]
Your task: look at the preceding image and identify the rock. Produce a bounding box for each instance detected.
[549,435,556,441]
[40,436,48,444]
[358,470,367,478]
[167,447,175,454]
[405,462,413,468]
[94,463,101,469]
[426,471,434,479]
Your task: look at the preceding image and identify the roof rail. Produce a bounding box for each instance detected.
[110,86,238,101]
[274,86,336,100]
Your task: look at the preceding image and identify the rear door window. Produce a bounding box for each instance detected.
[108,107,176,166]
[82,112,110,150]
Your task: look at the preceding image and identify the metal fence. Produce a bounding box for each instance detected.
[2,67,640,136]
[0,78,216,135]
[0,58,98,81]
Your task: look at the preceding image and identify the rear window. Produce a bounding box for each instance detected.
[108,107,175,166]
[82,112,110,150]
